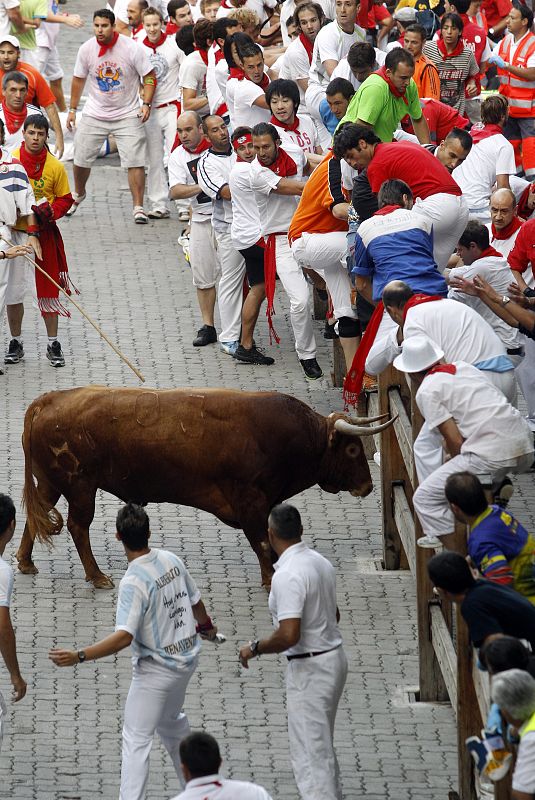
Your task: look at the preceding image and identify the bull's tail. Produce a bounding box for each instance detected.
[22,403,64,544]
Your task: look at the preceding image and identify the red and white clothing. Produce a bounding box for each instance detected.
[279,0,336,46]
[216,0,277,25]
[508,218,535,430]
[271,114,320,155]
[231,77,271,129]
[206,44,226,116]
[172,775,273,799]
[331,49,385,90]
[487,217,523,259]
[0,102,40,152]
[73,34,152,120]
[179,50,210,117]
[482,0,511,32]
[278,35,315,113]
[229,160,261,252]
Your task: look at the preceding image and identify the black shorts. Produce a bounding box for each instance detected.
[239,243,265,287]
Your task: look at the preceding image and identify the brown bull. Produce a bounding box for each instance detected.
[18,386,394,588]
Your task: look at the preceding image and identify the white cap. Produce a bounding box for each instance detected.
[0,35,20,48]
[393,7,417,22]
[393,335,444,373]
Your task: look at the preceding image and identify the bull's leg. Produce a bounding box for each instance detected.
[66,495,114,589]
[17,481,61,575]
[242,522,275,590]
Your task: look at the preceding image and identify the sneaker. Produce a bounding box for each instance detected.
[417,535,443,549]
[4,339,24,364]
[178,209,190,222]
[193,325,217,347]
[66,192,86,217]
[177,232,190,262]
[46,340,65,368]
[133,206,149,224]
[324,319,339,340]
[220,340,239,356]
[147,209,170,219]
[300,357,323,380]
[493,476,513,509]
[234,344,275,365]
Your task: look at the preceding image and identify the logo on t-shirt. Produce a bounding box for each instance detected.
[96,62,123,92]
[149,51,169,82]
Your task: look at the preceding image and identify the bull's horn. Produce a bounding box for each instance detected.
[347,413,389,424]
[334,416,398,436]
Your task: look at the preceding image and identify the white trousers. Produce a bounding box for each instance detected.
[287,646,348,800]
[145,105,178,213]
[414,193,469,272]
[292,232,357,321]
[215,228,245,343]
[414,449,533,537]
[189,218,220,289]
[120,656,197,800]
[274,235,316,360]
[0,230,34,323]
[365,311,399,376]
[515,333,535,430]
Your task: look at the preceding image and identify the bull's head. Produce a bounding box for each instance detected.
[320,412,397,497]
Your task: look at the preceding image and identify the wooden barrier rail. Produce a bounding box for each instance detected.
[375,364,511,800]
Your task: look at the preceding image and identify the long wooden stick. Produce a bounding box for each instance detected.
[1,234,145,382]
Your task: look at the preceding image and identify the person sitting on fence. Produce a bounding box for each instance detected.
[480,636,535,738]
[491,669,535,800]
[427,551,535,651]
[445,472,535,604]
[392,335,534,548]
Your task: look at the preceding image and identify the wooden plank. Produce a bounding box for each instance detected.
[430,604,457,710]
[393,485,416,575]
[312,286,328,320]
[331,337,346,388]
[389,388,415,484]
[472,656,491,723]
[379,366,406,571]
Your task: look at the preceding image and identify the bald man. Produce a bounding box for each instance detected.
[127,0,149,38]
[487,188,524,260]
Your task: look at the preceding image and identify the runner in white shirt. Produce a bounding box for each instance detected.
[206,18,239,115]
[250,122,324,380]
[278,2,325,115]
[216,0,277,26]
[265,78,322,155]
[231,43,271,128]
[139,7,184,218]
[49,503,219,800]
[169,111,220,348]
[305,0,366,146]
[453,94,516,223]
[392,337,533,547]
[179,18,212,117]
[487,187,524,259]
[172,732,273,800]
[109,0,168,34]
[67,9,156,223]
[331,41,385,89]
[280,0,335,46]
[223,31,257,124]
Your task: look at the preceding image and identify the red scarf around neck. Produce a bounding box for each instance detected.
[98,31,119,57]
[143,32,167,51]
[165,20,178,36]
[244,71,270,90]
[374,204,401,216]
[469,122,503,144]
[194,46,209,65]
[229,66,244,79]
[1,101,27,134]
[491,216,522,240]
[376,65,407,100]
[299,32,314,64]
[270,114,299,132]
[131,22,143,36]
[479,245,504,259]
[173,136,210,154]
[426,363,456,377]
[402,293,444,322]
[18,141,47,179]
[436,37,464,59]
[214,47,225,64]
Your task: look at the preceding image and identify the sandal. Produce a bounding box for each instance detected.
[133,206,149,224]
[66,192,86,216]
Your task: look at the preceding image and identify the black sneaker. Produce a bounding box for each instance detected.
[324,319,339,340]
[193,325,217,347]
[234,344,275,365]
[46,341,65,367]
[300,357,323,380]
[4,339,24,364]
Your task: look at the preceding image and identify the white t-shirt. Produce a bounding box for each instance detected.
[197,148,236,231]
[452,134,516,211]
[172,774,273,800]
[207,44,225,114]
[216,0,277,25]
[268,541,343,656]
[271,114,320,154]
[137,35,184,106]
[416,361,532,461]
[331,50,385,89]
[0,0,19,42]
[280,0,336,46]
[278,37,312,110]
[215,58,229,103]
[309,21,367,89]
[179,50,210,117]
[0,555,14,609]
[229,159,261,250]
[115,548,202,671]
[249,146,306,235]
[232,78,271,129]
[110,0,168,24]
[487,222,521,259]
[449,255,522,351]
[168,143,212,222]
[74,35,152,120]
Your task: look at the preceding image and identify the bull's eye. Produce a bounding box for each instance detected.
[345,443,360,459]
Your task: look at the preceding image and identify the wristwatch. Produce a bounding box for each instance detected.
[143,102,151,108]
[502,295,511,306]
[77,650,86,663]
[249,640,260,657]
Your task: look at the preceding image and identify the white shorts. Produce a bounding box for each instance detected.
[74,114,147,169]
[189,218,220,289]
[37,45,64,82]
[3,230,35,307]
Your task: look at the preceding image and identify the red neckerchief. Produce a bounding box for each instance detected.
[229,66,244,79]
[131,22,143,36]
[373,204,401,216]
[299,32,314,64]
[265,148,297,177]
[143,32,167,51]
[426,363,456,377]
[491,216,523,240]
[480,245,504,259]
[214,46,225,64]
[270,114,299,132]
[403,293,444,322]
[242,72,269,90]
[376,65,407,99]
[469,122,503,144]
[194,46,209,65]
[18,141,47,179]
[184,138,211,154]
[98,31,119,57]
[165,20,178,36]
[1,101,27,134]
[436,37,464,59]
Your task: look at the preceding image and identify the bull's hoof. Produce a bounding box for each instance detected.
[86,573,115,589]
[17,559,39,575]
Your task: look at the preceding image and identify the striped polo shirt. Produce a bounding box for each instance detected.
[422,40,479,115]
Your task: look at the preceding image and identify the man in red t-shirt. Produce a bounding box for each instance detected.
[444,0,490,121]
[481,0,511,38]
[333,123,469,271]
[509,217,535,434]
[402,96,470,142]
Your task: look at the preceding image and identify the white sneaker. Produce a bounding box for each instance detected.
[417,535,443,549]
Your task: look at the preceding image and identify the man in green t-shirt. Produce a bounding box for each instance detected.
[11,0,47,65]
[338,48,431,144]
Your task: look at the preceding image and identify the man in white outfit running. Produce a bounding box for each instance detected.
[49,503,218,800]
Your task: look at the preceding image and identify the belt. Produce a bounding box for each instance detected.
[287,645,340,661]
[156,99,180,109]
[507,346,524,356]
[288,233,302,246]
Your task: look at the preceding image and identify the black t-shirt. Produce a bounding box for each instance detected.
[461,580,535,649]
